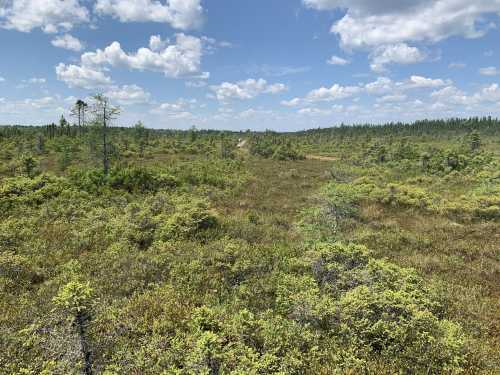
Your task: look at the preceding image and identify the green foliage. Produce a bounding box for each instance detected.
[0,118,498,374]
[21,154,37,178]
[275,241,467,373]
[470,130,481,152]
[272,143,305,161]
[0,174,67,211]
[53,280,93,316]
[159,196,218,240]
[250,136,305,161]
[69,167,177,193]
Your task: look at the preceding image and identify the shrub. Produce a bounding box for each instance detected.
[277,242,467,373]
[158,197,218,240]
[69,167,177,194]
[0,252,43,292]
[272,144,305,161]
[338,286,466,372]
[0,174,67,210]
[53,281,93,316]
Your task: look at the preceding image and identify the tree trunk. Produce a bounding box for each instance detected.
[103,104,109,176]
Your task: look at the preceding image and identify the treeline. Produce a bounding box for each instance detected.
[296,116,500,139]
[2,116,499,139]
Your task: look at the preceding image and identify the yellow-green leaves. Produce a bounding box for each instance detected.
[53,281,93,315]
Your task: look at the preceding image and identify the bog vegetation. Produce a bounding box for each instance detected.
[0,101,499,374]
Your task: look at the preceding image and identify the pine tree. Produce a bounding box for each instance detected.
[470,130,481,152]
[90,94,120,175]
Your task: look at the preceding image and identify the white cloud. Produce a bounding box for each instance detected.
[298,107,333,116]
[377,94,407,103]
[23,96,56,108]
[201,36,234,54]
[210,78,287,102]
[55,63,112,89]
[370,43,426,72]
[0,0,89,33]
[51,34,84,51]
[104,84,151,105]
[94,0,204,30]
[364,77,395,94]
[281,83,360,107]
[304,1,500,49]
[408,75,449,88]
[151,98,197,119]
[363,75,449,94]
[479,66,499,76]
[431,85,478,106]
[327,55,350,65]
[281,98,302,107]
[449,62,466,69]
[80,33,205,79]
[0,95,73,123]
[238,108,274,119]
[0,76,5,82]
[306,84,360,102]
[266,83,288,94]
[282,75,454,111]
[480,84,500,102]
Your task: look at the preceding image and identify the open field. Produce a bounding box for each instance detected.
[0,119,499,374]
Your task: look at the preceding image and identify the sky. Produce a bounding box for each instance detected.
[0,0,500,131]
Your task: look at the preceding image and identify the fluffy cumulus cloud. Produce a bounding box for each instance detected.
[281,74,456,111]
[210,79,287,102]
[56,33,206,89]
[51,34,84,51]
[104,84,151,105]
[151,98,197,119]
[370,43,426,72]
[281,98,302,107]
[55,63,112,89]
[304,0,500,48]
[430,85,478,106]
[481,84,500,102]
[0,0,89,33]
[364,77,397,94]
[304,0,500,74]
[0,95,72,124]
[306,84,360,102]
[94,0,204,30]
[408,75,449,88]
[281,83,360,107]
[80,34,204,78]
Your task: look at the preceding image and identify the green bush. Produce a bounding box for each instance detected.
[0,174,67,210]
[159,196,218,240]
[276,242,466,373]
[69,167,177,193]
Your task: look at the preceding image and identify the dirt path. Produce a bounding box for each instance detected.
[306,154,339,161]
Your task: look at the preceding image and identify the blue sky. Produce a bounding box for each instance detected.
[1,0,500,131]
